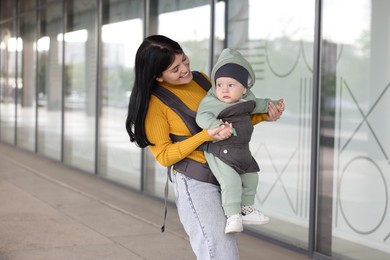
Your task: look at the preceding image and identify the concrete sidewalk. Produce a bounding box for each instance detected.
[0,143,310,260]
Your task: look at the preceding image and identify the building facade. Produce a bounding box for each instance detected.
[1,0,389,259]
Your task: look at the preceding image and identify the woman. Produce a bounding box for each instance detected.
[125,35,283,260]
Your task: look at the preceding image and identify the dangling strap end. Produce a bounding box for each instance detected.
[161,166,170,233]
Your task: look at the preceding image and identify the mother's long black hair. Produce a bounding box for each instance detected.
[125,35,183,148]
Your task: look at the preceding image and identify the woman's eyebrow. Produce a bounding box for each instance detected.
[169,64,179,72]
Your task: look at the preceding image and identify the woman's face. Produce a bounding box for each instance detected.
[156,53,192,85]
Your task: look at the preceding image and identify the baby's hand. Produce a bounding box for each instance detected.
[209,122,233,140]
[218,122,233,138]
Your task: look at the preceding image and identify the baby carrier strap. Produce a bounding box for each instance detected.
[153,87,202,135]
[174,158,219,185]
[171,135,222,156]
[192,70,212,92]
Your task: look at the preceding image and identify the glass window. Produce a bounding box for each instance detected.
[38,0,57,7]
[37,2,63,160]
[63,0,97,172]
[158,0,211,72]
[0,0,15,20]
[18,0,37,13]
[16,12,37,151]
[0,21,17,144]
[227,0,315,249]
[322,0,390,259]
[213,1,226,65]
[99,0,143,189]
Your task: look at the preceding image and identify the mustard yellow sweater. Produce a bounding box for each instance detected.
[145,73,268,167]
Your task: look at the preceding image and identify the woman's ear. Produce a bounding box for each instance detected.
[156,77,163,83]
[243,88,247,95]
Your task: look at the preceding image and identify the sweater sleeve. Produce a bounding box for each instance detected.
[145,95,213,167]
[245,89,279,114]
[250,113,269,125]
[195,95,224,130]
[253,98,270,113]
[254,99,279,115]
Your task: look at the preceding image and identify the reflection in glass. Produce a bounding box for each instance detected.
[159,2,211,73]
[18,0,37,13]
[0,0,15,20]
[323,0,390,259]
[17,12,37,151]
[99,1,143,189]
[213,1,226,65]
[37,3,63,160]
[63,1,97,172]
[0,22,17,144]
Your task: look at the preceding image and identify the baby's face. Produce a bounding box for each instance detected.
[215,77,247,104]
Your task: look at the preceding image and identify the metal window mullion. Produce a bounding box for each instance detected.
[95,0,102,175]
[60,0,66,162]
[209,0,215,76]
[14,6,19,146]
[308,0,322,256]
[35,5,40,153]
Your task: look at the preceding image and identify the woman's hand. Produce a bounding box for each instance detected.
[268,99,285,121]
[207,122,233,141]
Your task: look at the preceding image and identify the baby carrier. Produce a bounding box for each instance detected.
[153,71,259,231]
